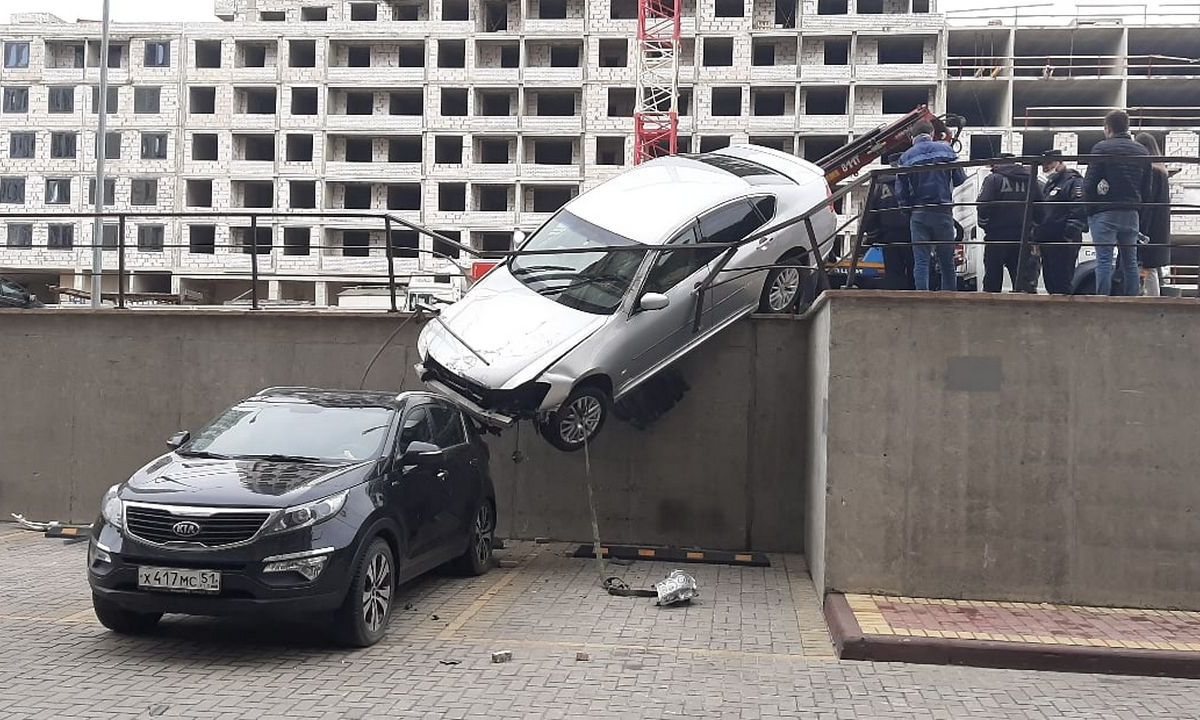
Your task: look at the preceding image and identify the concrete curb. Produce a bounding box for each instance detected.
[823,593,1200,679]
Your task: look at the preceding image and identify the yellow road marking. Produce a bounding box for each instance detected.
[436,549,538,640]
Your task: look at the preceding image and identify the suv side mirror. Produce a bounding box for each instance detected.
[639,293,670,311]
[400,441,444,467]
[167,431,190,449]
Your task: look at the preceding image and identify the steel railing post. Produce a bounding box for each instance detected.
[250,214,260,310]
[1014,161,1039,293]
[384,215,398,313]
[117,214,126,309]
[805,217,831,292]
[846,174,877,290]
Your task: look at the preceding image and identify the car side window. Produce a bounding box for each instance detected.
[428,404,466,448]
[397,406,435,453]
[643,224,721,295]
[699,199,767,246]
[751,195,776,223]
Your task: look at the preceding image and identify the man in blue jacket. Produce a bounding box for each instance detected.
[1084,109,1153,296]
[895,121,968,290]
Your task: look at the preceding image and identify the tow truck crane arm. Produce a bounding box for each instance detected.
[817,105,966,185]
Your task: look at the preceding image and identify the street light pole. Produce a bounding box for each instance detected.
[90,0,111,308]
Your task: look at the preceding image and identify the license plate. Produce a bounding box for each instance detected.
[137,566,221,594]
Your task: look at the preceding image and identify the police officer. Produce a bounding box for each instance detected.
[861,153,914,290]
[977,154,1044,292]
[1034,149,1086,295]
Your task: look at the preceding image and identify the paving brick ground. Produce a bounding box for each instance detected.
[848,594,1200,652]
[1,526,1198,719]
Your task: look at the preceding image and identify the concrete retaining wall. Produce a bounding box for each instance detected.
[806,291,1200,610]
[0,309,808,552]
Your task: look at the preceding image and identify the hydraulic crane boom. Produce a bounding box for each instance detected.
[817,106,966,185]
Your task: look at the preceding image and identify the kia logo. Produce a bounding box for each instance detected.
[172,521,201,537]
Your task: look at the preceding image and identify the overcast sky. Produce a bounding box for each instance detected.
[1,0,1176,23]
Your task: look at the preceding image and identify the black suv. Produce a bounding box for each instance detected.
[0,276,43,308]
[88,388,496,646]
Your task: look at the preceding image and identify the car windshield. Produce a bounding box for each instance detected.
[509,210,648,315]
[183,402,394,463]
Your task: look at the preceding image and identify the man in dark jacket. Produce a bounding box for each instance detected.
[862,153,914,290]
[896,121,968,291]
[977,155,1044,292]
[1035,149,1087,294]
[1084,109,1153,295]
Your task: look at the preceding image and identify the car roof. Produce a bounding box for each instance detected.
[250,387,448,411]
[565,153,795,245]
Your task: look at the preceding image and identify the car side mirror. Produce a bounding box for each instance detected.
[399,441,444,468]
[167,431,190,449]
[513,229,527,246]
[639,293,670,311]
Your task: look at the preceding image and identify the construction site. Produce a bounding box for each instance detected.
[1,0,1198,306]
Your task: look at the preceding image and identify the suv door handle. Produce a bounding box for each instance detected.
[436,470,449,482]
[469,458,480,468]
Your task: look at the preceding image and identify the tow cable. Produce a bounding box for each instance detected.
[580,431,697,604]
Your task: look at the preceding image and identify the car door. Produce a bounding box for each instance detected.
[387,403,452,561]
[617,222,724,393]
[699,197,773,324]
[426,401,476,549]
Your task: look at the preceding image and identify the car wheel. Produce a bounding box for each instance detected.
[759,253,813,314]
[334,537,395,648]
[92,594,162,635]
[450,499,495,576]
[539,384,609,452]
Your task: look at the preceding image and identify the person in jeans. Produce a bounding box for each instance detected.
[895,121,968,291]
[1134,132,1171,296]
[862,153,914,290]
[1084,109,1153,296]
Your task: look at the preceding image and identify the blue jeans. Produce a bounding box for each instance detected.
[910,210,957,291]
[1089,210,1140,296]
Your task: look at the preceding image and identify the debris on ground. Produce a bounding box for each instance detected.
[404,603,414,611]
[575,652,590,662]
[534,537,551,544]
[654,570,699,606]
[498,559,519,569]
[493,538,506,550]
[439,660,460,666]
[491,650,513,663]
[430,614,440,621]
[11,513,92,542]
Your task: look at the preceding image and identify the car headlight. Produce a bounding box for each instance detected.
[262,491,348,536]
[262,548,334,581]
[101,485,123,529]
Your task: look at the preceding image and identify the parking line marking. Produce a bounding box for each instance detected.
[436,549,538,641]
[454,636,838,663]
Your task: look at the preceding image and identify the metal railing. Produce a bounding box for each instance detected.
[3,154,1200,314]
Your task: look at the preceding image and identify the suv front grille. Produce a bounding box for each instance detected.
[125,505,272,548]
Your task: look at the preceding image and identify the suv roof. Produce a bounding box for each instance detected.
[252,387,440,410]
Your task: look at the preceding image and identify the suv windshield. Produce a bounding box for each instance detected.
[509,210,647,315]
[183,401,394,462]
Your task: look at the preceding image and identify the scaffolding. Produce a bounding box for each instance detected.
[633,0,680,164]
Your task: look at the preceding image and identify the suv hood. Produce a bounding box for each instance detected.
[119,453,376,509]
[419,266,608,388]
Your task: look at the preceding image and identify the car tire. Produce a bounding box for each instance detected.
[759,252,813,314]
[333,537,395,648]
[539,384,610,452]
[449,498,495,576]
[92,594,162,635]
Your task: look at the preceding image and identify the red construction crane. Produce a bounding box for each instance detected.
[633,0,680,164]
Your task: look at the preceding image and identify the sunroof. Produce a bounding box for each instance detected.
[684,153,796,185]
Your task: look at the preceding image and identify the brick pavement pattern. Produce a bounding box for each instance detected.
[1,527,1198,719]
[848,594,1200,652]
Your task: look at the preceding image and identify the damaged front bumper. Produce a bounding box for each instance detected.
[416,358,552,429]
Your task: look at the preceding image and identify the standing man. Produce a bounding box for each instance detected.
[1035,149,1086,294]
[895,121,968,291]
[977,155,1043,293]
[1084,109,1153,296]
[862,153,914,290]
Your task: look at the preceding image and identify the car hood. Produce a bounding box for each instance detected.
[419,267,608,388]
[118,453,377,509]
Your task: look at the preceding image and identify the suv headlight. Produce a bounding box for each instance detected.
[262,491,348,536]
[101,485,123,529]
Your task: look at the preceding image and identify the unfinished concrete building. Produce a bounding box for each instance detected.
[0,0,1197,304]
